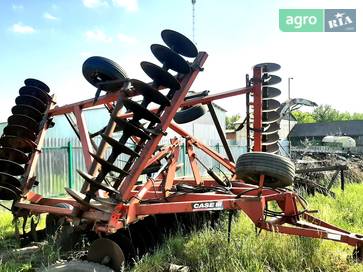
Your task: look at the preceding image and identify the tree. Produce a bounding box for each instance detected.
[292,111,315,123]
[225,114,240,130]
[292,104,363,124]
[313,105,340,122]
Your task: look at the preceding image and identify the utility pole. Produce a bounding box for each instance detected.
[288,77,294,156]
[191,0,196,43]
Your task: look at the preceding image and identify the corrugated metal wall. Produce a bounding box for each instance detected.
[32,137,246,197]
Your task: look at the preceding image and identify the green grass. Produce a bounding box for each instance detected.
[0,211,58,272]
[1,184,363,271]
[133,184,363,272]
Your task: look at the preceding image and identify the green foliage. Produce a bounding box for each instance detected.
[313,105,340,122]
[225,114,240,130]
[292,105,363,124]
[0,211,58,272]
[292,111,315,123]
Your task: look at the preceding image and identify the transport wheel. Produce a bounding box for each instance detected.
[236,152,295,188]
[87,238,125,271]
[173,104,208,124]
[82,56,127,92]
[45,203,73,236]
[45,261,113,272]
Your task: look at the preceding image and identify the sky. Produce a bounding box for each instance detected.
[0,0,362,122]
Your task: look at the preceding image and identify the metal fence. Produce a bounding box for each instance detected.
[33,138,247,197]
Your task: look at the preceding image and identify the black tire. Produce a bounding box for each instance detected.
[45,203,73,236]
[173,104,207,124]
[82,56,127,92]
[44,261,114,272]
[236,152,295,188]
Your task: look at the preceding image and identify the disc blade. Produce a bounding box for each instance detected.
[7,114,38,133]
[24,78,50,93]
[161,29,198,58]
[262,75,281,86]
[0,147,28,164]
[87,238,125,271]
[65,188,111,212]
[262,99,281,112]
[89,152,129,176]
[15,95,47,113]
[3,125,37,141]
[151,44,190,74]
[11,104,43,122]
[94,196,118,206]
[0,159,25,176]
[0,136,36,153]
[262,133,279,145]
[19,86,50,104]
[130,79,171,106]
[123,99,160,123]
[262,111,280,124]
[100,134,139,157]
[0,183,21,200]
[262,122,280,135]
[263,143,279,153]
[0,172,22,187]
[254,63,281,73]
[263,87,281,99]
[112,117,151,140]
[77,169,120,195]
[140,62,180,90]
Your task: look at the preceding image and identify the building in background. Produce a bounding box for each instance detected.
[289,120,363,147]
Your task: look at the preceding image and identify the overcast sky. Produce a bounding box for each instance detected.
[0,0,361,121]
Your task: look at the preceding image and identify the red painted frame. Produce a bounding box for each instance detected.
[13,52,363,252]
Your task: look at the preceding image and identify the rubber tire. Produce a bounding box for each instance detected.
[173,104,208,124]
[45,203,73,236]
[82,56,127,92]
[236,152,295,188]
[44,261,114,272]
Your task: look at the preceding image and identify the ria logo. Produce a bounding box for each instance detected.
[325,9,356,32]
[279,9,356,32]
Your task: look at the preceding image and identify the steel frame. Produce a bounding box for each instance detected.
[12,53,363,253]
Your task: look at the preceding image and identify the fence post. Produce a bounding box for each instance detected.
[67,141,74,189]
[182,143,186,176]
[340,169,345,192]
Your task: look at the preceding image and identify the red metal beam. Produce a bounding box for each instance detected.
[169,122,236,173]
[186,140,203,185]
[73,105,93,170]
[119,52,209,200]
